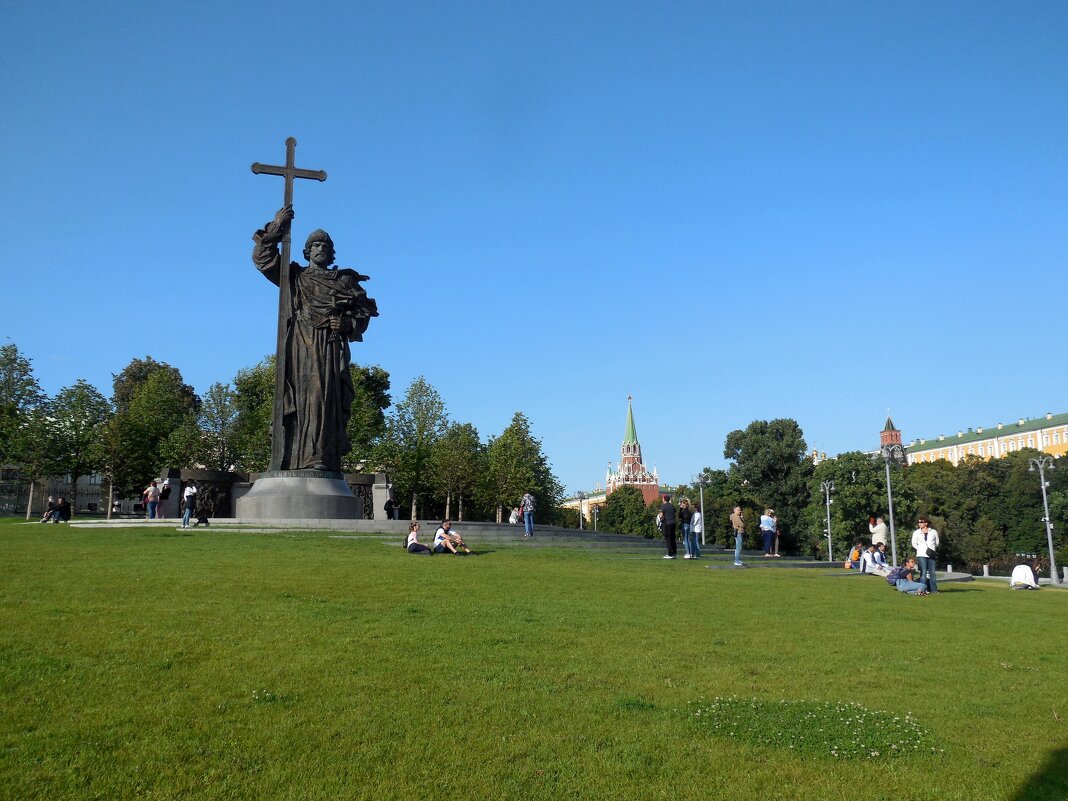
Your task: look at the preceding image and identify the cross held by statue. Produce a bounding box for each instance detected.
[251,137,328,471]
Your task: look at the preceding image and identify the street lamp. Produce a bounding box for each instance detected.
[820,479,835,562]
[879,443,906,567]
[694,471,710,546]
[576,491,586,531]
[593,504,599,532]
[1028,456,1059,585]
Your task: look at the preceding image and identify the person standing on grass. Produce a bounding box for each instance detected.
[660,495,677,559]
[869,515,888,548]
[521,492,536,538]
[911,517,939,593]
[689,503,703,560]
[180,482,197,529]
[759,508,776,557]
[730,505,745,566]
[679,498,695,558]
[143,480,160,520]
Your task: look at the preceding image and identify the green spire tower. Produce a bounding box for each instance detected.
[606,396,661,505]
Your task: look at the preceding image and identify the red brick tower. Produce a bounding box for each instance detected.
[605,396,661,505]
[881,415,902,448]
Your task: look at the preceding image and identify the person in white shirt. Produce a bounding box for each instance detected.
[1010,562,1040,590]
[406,521,432,555]
[861,544,889,577]
[910,518,939,593]
[759,509,776,557]
[868,516,888,547]
[433,520,470,554]
[689,506,703,559]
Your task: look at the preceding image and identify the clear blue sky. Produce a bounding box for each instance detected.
[3,1,1066,495]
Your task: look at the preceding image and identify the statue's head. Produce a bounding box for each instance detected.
[303,229,335,265]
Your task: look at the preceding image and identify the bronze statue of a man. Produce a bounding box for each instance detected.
[253,205,378,472]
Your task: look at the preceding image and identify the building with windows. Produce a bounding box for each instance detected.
[906,412,1068,466]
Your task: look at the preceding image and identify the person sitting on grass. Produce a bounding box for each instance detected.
[433,520,470,554]
[1010,561,1040,590]
[864,543,891,577]
[874,542,889,568]
[845,540,864,570]
[406,522,433,555]
[51,497,72,523]
[886,557,929,596]
[860,543,883,575]
[40,496,56,523]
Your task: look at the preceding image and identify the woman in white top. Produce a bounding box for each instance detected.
[910,518,939,593]
[406,522,432,555]
[686,504,703,559]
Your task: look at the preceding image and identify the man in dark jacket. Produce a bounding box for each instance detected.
[52,497,72,523]
[660,495,677,559]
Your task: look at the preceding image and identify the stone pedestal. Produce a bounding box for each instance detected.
[236,470,362,520]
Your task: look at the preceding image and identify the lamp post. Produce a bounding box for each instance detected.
[820,479,835,562]
[879,443,905,567]
[1028,457,1059,585]
[593,504,599,532]
[576,491,586,531]
[694,472,709,546]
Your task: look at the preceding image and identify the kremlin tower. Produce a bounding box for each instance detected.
[605,396,661,505]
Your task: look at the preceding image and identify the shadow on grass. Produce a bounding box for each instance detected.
[1012,747,1068,800]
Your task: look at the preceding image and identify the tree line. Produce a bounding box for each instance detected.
[596,417,1067,571]
[0,343,562,522]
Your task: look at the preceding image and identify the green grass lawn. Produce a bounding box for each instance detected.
[1,519,1065,801]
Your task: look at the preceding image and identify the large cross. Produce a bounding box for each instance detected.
[251,137,328,471]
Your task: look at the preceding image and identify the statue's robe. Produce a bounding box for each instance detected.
[253,229,378,472]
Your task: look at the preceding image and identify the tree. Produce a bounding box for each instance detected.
[597,486,654,536]
[429,422,483,520]
[10,405,60,519]
[724,419,814,553]
[112,356,198,415]
[158,414,208,470]
[959,516,1007,565]
[800,451,915,560]
[481,412,563,523]
[679,468,742,548]
[232,357,275,472]
[105,366,199,497]
[0,342,46,466]
[343,364,391,471]
[199,382,239,471]
[375,377,448,519]
[50,379,112,510]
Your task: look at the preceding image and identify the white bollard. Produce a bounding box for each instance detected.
[983,564,990,577]
[947,564,953,574]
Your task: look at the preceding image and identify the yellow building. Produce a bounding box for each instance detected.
[906,412,1068,466]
